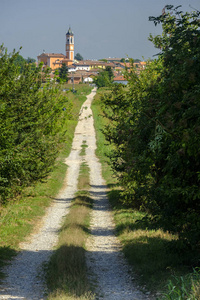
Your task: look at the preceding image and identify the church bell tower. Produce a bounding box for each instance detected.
[66,27,74,61]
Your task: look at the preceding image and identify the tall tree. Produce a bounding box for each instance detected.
[105,66,114,81]
[75,53,83,61]
[13,54,26,72]
[101,5,200,249]
[94,66,114,88]
[58,63,68,82]
[26,57,36,63]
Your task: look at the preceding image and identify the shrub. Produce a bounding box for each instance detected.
[101,6,200,249]
[0,46,72,203]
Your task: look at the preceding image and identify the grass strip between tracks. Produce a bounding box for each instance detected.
[46,148,95,300]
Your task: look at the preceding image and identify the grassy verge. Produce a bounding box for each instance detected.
[90,87,116,187]
[91,87,200,299]
[0,84,92,280]
[46,144,94,300]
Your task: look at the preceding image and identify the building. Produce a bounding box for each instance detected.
[113,75,128,85]
[37,53,66,70]
[66,27,74,61]
[37,26,74,70]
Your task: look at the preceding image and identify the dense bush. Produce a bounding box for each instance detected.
[94,66,114,88]
[0,46,71,203]
[101,6,200,249]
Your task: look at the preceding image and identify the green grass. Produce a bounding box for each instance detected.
[80,141,88,156]
[0,84,92,281]
[91,87,200,298]
[91,88,116,186]
[161,268,200,300]
[45,191,93,299]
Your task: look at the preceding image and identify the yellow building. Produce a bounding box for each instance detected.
[37,53,66,70]
[37,27,74,71]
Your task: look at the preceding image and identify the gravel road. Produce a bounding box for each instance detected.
[0,88,150,299]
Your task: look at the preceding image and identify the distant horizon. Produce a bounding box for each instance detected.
[35,53,145,62]
[1,0,200,61]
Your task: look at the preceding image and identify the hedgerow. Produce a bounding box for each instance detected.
[0,46,72,203]
[101,6,200,249]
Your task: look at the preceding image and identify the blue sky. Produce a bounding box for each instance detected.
[1,0,200,61]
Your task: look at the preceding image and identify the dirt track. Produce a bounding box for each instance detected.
[0,88,149,299]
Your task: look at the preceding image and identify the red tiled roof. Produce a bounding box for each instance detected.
[38,53,66,58]
[113,75,126,81]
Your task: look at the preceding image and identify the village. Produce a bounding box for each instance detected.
[1,2,200,298]
[37,27,146,85]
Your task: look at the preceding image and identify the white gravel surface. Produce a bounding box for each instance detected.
[0,88,151,300]
[84,90,149,300]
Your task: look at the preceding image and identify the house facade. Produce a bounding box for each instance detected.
[113,75,128,85]
[37,53,66,70]
[37,26,74,70]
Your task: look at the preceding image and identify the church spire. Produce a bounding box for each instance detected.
[66,26,74,36]
[66,26,74,61]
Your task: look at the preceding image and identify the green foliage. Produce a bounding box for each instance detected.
[26,57,36,63]
[75,53,84,61]
[91,88,117,186]
[58,63,69,83]
[0,46,72,203]
[93,66,114,88]
[46,162,93,299]
[0,83,91,278]
[120,58,140,63]
[13,53,36,72]
[161,268,200,300]
[120,58,131,63]
[98,59,108,62]
[13,53,26,72]
[101,59,162,208]
[101,6,200,249]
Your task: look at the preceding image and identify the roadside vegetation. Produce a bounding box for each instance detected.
[1,4,200,300]
[0,46,70,203]
[93,66,114,88]
[0,71,92,280]
[92,6,200,298]
[93,88,200,300]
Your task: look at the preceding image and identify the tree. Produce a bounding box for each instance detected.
[0,46,71,203]
[105,66,114,81]
[26,57,36,63]
[99,59,108,62]
[94,66,114,88]
[75,53,83,61]
[147,6,200,247]
[13,53,26,72]
[101,6,200,249]
[58,63,68,82]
